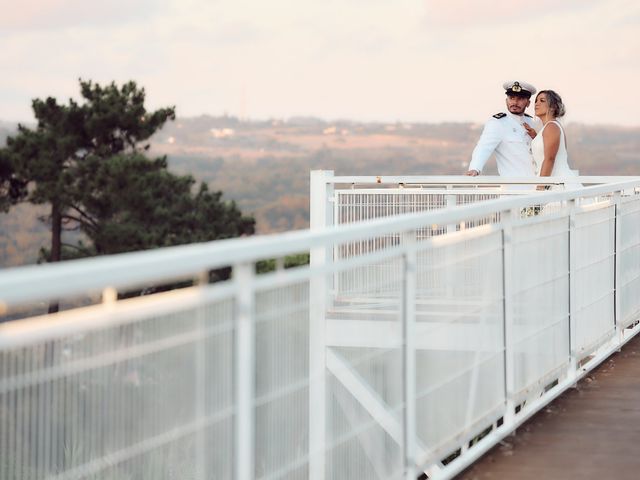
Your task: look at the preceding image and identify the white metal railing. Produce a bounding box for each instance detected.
[0,173,639,480]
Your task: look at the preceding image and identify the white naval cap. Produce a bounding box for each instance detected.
[503,80,536,98]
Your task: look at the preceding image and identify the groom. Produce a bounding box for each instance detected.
[466,80,538,177]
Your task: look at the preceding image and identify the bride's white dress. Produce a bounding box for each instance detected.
[531,120,580,188]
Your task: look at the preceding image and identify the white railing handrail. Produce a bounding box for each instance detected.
[1,178,639,308]
[326,175,640,185]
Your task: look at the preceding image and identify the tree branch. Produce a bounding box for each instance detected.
[67,204,99,227]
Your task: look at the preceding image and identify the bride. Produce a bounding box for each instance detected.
[530,90,579,189]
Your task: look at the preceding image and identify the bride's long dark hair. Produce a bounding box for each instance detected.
[537,90,566,118]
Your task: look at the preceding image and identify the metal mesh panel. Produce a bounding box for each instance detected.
[0,291,235,480]
[336,191,446,223]
[335,190,503,235]
[254,282,310,480]
[572,204,616,360]
[413,229,505,462]
[335,256,402,301]
[454,193,502,229]
[619,195,640,328]
[325,255,405,479]
[326,361,403,480]
[333,190,505,301]
[511,217,570,400]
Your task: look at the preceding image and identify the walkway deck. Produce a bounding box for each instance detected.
[457,333,640,479]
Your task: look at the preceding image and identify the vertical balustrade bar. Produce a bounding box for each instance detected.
[445,193,456,234]
[0,352,7,480]
[12,352,19,480]
[568,198,578,380]
[402,230,417,480]
[234,262,255,480]
[445,193,456,300]
[501,208,517,425]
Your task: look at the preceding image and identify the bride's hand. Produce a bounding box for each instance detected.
[523,123,537,139]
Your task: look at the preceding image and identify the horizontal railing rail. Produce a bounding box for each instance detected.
[322,174,640,185]
[0,173,639,480]
[3,178,638,309]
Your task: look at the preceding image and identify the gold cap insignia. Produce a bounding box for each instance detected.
[512,82,522,92]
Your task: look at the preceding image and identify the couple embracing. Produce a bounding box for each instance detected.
[466,80,577,189]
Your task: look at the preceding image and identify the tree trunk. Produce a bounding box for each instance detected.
[48,202,62,314]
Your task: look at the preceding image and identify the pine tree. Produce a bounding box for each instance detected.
[2,79,255,307]
[5,80,176,265]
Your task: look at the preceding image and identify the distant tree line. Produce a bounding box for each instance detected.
[0,80,255,309]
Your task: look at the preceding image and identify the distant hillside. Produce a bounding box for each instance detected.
[150,116,640,233]
[1,116,639,267]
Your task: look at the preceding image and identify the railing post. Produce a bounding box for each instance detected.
[101,286,118,305]
[310,169,336,309]
[613,190,623,341]
[309,275,327,480]
[501,208,517,425]
[234,262,255,480]
[310,170,335,231]
[309,170,334,480]
[195,271,209,480]
[402,230,417,480]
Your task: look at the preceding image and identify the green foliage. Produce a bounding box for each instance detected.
[78,80,176,158]
[8,95,87,206]
[1,79,253,265]
[2,79,178,263]
[0,148,26,212]
[74,153,254,255]
[255,253,310,274]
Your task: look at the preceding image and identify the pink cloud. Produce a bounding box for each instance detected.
[0,0,166,30]
[423,0,601,27]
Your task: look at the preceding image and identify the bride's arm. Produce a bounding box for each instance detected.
[539,123,561,177]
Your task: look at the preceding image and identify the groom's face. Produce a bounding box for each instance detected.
[505,95,531,115]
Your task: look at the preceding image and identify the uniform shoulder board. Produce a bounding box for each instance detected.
[524,113,532,118]
[492,112,507,119]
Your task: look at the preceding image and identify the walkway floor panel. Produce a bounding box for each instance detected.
[458,333,640,480]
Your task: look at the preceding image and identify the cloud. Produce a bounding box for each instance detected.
[0,0,170,30]
[423,0,603,28]
[0,0,639,125]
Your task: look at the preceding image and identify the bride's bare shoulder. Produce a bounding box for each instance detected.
[542,121,561,137]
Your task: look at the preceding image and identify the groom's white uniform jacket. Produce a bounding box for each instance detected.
[469,112,537,176]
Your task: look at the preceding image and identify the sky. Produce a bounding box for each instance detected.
[1,0,639,126]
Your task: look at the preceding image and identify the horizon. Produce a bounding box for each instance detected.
[2,113,640,131]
